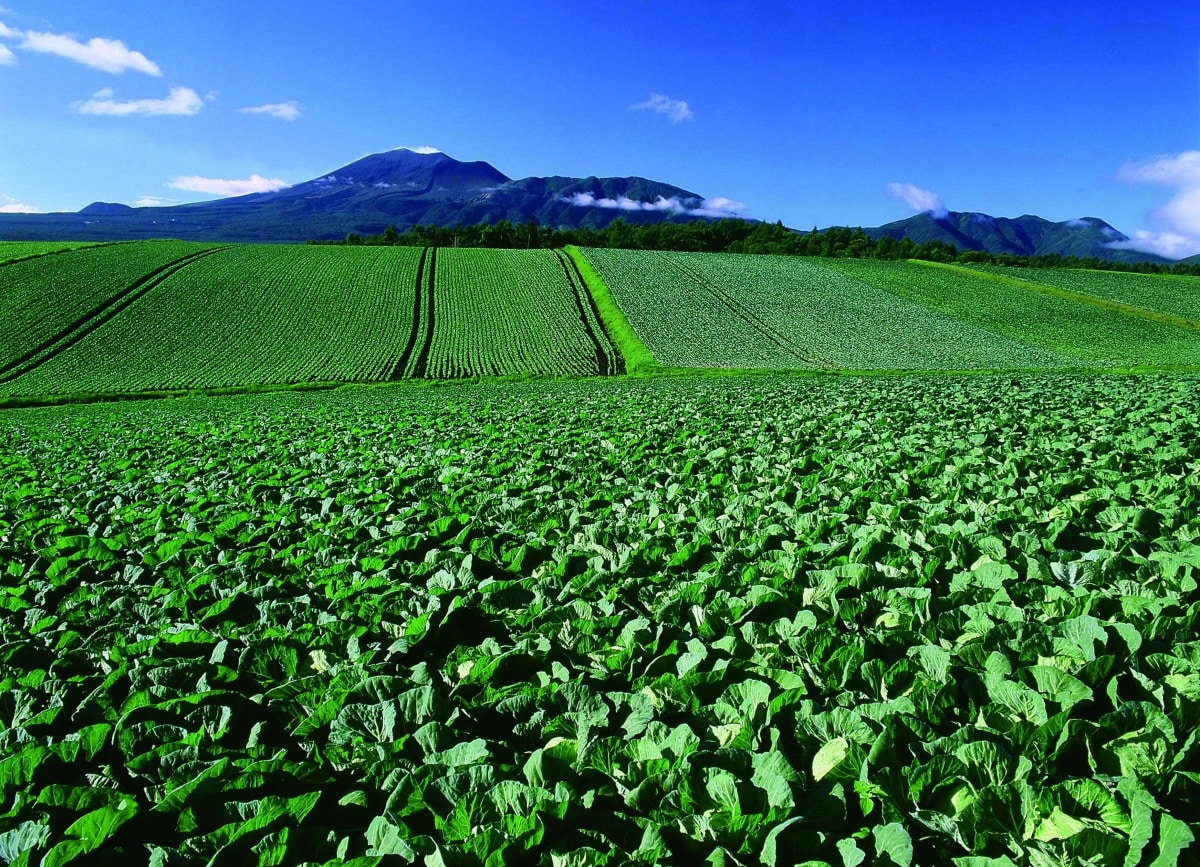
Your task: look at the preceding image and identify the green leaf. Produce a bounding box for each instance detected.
[365,815,417,857]
[705,768,741,817]
[1034,807,1087,842]
[0,822,49,864]
[1149,815,1195,867]
[813,737,849,782]
[426,738,489,768]
[43,799,138,866]
[872,822,913,867]
[761,817,809,867]
[1119,776,1156,867]
[838,837,867,867]
[155,757,231,812]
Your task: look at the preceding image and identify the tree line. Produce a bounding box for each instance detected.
[309,219,1200,276]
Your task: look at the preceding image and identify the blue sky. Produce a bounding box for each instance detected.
[2,1,1200,256]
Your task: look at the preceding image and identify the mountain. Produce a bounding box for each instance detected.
[0,150,1175,263]
[863,210,1168,264]
[0,149,727,243]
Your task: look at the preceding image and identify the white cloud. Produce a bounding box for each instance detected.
[1108,150,1200,259]
[169,174,290,196]
[239,100,302,121]
[0,20,17,38]
[19,30,160,75]
[0,42,13,65]
[75,86,203,116]
[562,192,745,219]
[132,195,177,207]
[0,192,36,213]
[629,92,694,123]
[887,182,948,219]
[394,146,441,154]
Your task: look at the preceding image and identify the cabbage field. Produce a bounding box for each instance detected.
[1,372,1197,864]
[5,243,1200,401]
[0,244,615,398]
[580,250,1078,371]
[0,242,100,267]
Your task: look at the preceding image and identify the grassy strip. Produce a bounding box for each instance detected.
[914,259,1200,331]
[564,246,659,374]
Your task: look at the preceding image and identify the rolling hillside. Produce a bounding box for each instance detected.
[4,240,1200,401]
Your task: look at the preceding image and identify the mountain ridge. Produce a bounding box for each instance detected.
[861,210,1166,264]
[0,148,1173,262]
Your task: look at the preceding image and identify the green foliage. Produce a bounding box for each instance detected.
[0,372,1198,862]
[563,246,655,375]
[425,248,618,378]
[581,249,1079,371]
[1,245,423,396]
[826,258,1200,366]
[973,264,1200,325]
[0,240,215,375]
[0,241,100,265]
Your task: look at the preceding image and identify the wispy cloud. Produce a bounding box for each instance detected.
[629,92,694,123]
[239,100,302,121]
[18,29,160,75]
[75,86,203,116]
[0,192,36,213]
[562,192,744,219]
[887,182,948,219]
[169,174,289,197]
[132,195,177,207]
[0,42,13,65]
[394,145,441,154]
[0,20,18,38]
[1107,151,1200,259]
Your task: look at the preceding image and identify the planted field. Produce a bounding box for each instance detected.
[423,248,619,378]
[0,245,423,396]
[0,241,99,265]
[0,240,216,378]
[972,265,1200,324]
[1,244,619,398]
[579,250,1082,371]
[1,373,1197,864]
[825,259,1200,366]
[581,247,815,369]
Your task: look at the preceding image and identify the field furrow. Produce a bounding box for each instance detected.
[971,264,1200,324]
[1,245,421,395]
[425,248,616,378]
[0,241,217,372]
[828,258,1200,366]
[583,249,1075,370]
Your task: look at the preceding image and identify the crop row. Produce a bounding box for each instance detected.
[0,241,215,374]
[826,259,1200,366]
[581,247,816,369]
[971,265,1200,325]
[659,252,1075,370]
[0,372,1196,863]
[1,245,621,397]
[425,248,616,378]
[2,245,423,395]
[0,241,99,266]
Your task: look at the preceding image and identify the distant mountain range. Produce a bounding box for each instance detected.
[863,211,1167,265]
[0,148,1173,262]
[0,149,725,244]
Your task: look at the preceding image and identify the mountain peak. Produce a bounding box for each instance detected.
[306,148,510,193]
[78,202,134,216]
